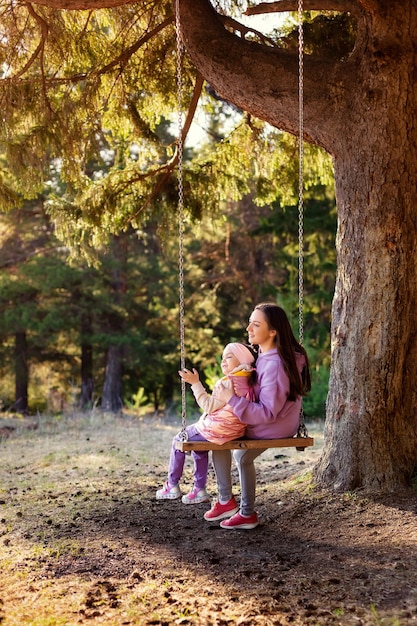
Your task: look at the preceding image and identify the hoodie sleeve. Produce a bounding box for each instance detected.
[227,357,289,425]
[190,379,231,414]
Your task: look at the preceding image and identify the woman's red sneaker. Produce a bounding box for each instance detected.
[203,498,239,521]
[220,511,259,529]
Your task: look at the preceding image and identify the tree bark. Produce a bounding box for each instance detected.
[313,6,417,491]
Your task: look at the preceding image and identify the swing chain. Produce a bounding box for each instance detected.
[297,0,308,441]
[175,0,307,443]
[298,0,304,348]
[175,0,187,437]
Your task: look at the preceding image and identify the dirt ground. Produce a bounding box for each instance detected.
[0,412,417,625]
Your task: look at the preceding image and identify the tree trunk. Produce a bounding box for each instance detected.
[81,340,94,408]
[101,344,123,412]
[14,331,29,414]
[315,91,417,490]
[176,0,417,492]
[101,234,128,413]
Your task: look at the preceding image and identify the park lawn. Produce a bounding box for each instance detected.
[0,411,416,625]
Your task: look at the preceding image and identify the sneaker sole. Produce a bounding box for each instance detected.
[220,520,259,530]
[204,505,239,521]
[182,496,211,505]
[156,493,181,500]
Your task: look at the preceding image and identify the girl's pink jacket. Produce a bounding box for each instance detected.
[191,366,255,445]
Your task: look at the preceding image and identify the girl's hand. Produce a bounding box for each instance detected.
[178,367,200,385]
[214,381,234,404]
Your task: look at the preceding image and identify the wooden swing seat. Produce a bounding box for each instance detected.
[176,436,314,453]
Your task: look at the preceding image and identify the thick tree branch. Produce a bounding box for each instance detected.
[29,0,378,14]
[177,0,356,150]
[245,0,377,16]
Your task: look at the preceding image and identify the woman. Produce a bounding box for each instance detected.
[205,302,311,530]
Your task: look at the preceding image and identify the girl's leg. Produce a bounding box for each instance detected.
[169,424,208,489]
[211,449,233,503]
[179,426,210,504]
[167,435,186,486]
[192,449,209,490]
[233,448,265,516]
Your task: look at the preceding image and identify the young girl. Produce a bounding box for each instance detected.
[156,343,257,505]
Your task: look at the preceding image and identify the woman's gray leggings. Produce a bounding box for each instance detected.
[211,447,266,516]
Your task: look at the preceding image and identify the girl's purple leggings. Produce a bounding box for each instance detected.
[168,423,209,490]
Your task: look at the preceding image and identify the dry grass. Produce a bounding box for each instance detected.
[0,411,183,625]
[0,411,322,625]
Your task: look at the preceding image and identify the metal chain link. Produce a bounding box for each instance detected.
[175,0,188,438]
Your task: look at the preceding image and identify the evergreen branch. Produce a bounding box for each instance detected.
[2,14,173,86]
[127,72,205,222]
[12,3,49,80]
[96,15,174,76]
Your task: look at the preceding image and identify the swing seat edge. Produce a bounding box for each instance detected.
[175,436,314,452]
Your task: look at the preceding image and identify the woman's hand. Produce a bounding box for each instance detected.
[178,367,200,385]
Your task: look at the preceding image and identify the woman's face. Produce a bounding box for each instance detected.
[246,308,277,351]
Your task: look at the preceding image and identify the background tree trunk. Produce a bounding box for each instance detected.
[100,235,128,413]
[101,344,123,412]
[80,333,94,409]
[14,331,29,414]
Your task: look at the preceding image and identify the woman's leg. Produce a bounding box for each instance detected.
[211,449,233,502]
[233,448,265,516]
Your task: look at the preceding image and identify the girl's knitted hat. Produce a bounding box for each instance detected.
[226,343,256,365]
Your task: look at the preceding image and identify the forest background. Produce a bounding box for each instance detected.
[0,3,336,418]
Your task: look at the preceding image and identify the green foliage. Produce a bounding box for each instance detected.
[279,11,357,59]
[0,2,337,415]
[303,364,329,418]
[125,387,150,412]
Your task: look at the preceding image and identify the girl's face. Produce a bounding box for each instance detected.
[221,348,240,374]
[246,308,277,351]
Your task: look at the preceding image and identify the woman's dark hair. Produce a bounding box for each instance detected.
[254,303,311,401]
[244,344,258,387]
